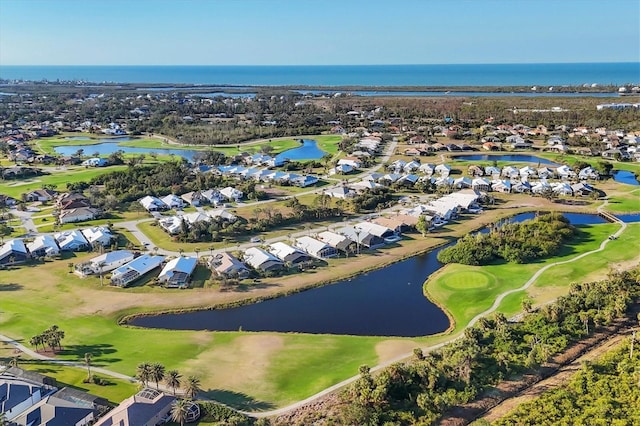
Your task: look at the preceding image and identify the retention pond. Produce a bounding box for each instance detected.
[129,213,608,336]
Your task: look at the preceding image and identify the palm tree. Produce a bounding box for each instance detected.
[84,352,93,380]
[9,355,19,368]
[150,363,166,390]
[97,261,106,286]
[165,370,182,396]
[170,399,189,426]
[184,375,201,400]
[137,362,152,387]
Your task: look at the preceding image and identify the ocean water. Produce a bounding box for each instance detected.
[0,63,638,86]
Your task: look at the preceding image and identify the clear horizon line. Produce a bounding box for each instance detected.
[1,61,638,67]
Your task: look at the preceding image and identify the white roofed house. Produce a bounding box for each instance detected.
[531,180,552,194]
[337,157,362,169]
[556,165,575,180]
[82,226,114,248]
[292,175,320,188]
[537,167,555,179]
[571,182,595,196]
[418,163,436,175]
[110,254,165,287]
[501,166,520,179]
[519,165,537,178]
[403,160,421,173]
[158,256,198,288]
[219,187,243,202]
[207,208,237,223]
[324,186,356,199]
[578,166,599,180]
[158,215,184,234]
[354,221,396,239]
[552,182,574,196]
[491,179,511,193]
[338,226,385,249]
[0,238,29,265]
[26,235,60,258]
[317,231,354,253]
[139,195,167,212]
[58,206,100,224]
[434,164,451,176]
[472,177,492,192]
[333,164,353,174]
[75,250,135,276]
[54,230,89,251]
[268,242,312,264]
[295,236,338,259]
[243,247,285,272]
[512,180,532,193]
[180,191,205,207]
[209,252,250,278]
[453,176,472,189]
[201,189,222,205]
[484,166,501,177]
[161,193,186,209]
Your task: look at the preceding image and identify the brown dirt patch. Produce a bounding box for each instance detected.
[375,340,420,363]
[182,334,284,395]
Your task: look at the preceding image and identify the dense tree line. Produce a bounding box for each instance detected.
[289,268,640,425]
[493,337,640,425]
[437,213,575,265]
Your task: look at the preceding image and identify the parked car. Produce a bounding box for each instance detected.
[250,237,262,243]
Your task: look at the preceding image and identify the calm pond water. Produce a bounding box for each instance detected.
[452,154,560,166]
[275,139,326,162]
[616,214,640,223]
[55,138,201,161]
[612,170,640,185]
[130,213,606,336]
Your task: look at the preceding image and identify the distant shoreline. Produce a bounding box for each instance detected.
[1,63,637,87]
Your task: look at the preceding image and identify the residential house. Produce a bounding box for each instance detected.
[81,157,108,167]
[139,195,167,212]
[472,177,492,192]
[295,236,338,259]
[0,239,29,265]
[337,157,362,169]
[158,256,198,288]
[161,194,186,209]
[373,215,417,234]
[434,164,451,176]
[292,175,320,188]
[453,177,472,189]
[491,179,512,193]
[219,186,243,202]
[317,231,354,253]
[552,182,574,196]
[82,226,113,247]
[324,187,356,199]
[209,252,250,278]
[11,394,96,426]
[337,226,385,249]
[578,166,599,180]
[353,221,396,239]
[0,369,57,422]
[333,164,354,174]
[268,242,311,264]
[26,235,59,257]
[243,247,284,272]
[55,230,89,251]
[110,254,165,287]
[571,182,595,196]
[201,189,221,205]
[207,208,237,223]
[556,165,575,179]
[75,250,135,276]
[418,163,436,175]
[94,388,176,426]
[59,206,99,224]
[180,191,205,207]
[24,188,57,202]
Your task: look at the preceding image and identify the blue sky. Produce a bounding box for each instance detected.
[1,0,638,65]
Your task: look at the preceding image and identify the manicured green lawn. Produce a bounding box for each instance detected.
[0,166,128,198]
[424,222,635,334]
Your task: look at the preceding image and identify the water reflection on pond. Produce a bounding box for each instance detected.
[130,213,608,336]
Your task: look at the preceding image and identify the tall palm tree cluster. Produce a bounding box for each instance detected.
[29,325,65,353]
[136,362,201,399]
